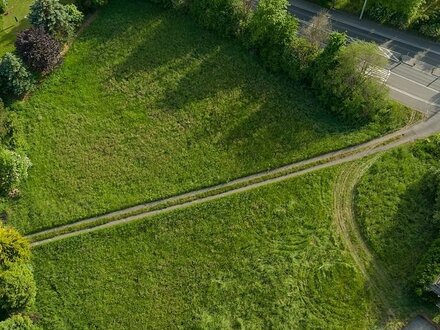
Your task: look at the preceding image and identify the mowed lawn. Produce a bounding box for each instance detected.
[32,169,379,329]
[0,0,32,56]
[8,0,411,233]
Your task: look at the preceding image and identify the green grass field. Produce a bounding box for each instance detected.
[0,0,32,56]
[6,0,412,234]
[32,169,382,329]
[355,138,440,321]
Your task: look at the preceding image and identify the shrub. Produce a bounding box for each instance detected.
[187,0,248,37]
[15,28,62,74]
[29,0,83,41]
[0,148,32,195]
[0,0,7,14]
[64,4,84,30]
[0,226,31,270]
[0,314,39,330]
[0,53,34,99]
[0,264,36,313]
[245,0,298,70]
[320,41,389,122]
[413,236,440,297]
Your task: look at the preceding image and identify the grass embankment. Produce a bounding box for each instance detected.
[6,0,413,233]
[355,138,440,320]
[0,0,32,56]
[32,169,380,329]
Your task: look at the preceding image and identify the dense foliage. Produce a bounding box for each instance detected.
[0,314,39,330]
[246,0,298,70]
[310,0,440,40]
[187,0,248,37]
[0,226,31,268]
[29,0,84,41]
[0,0,7,14]
[413,236,440,297]
[0,264,36,312]
[0,226,36,326]
[15,28,62,74]
[0,148,31,196]
[0,53,34,99]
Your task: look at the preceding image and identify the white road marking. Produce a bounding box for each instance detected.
[387,85,440,107]
[390,71,440,93]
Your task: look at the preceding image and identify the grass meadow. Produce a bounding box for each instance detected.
[32,169,381,329]
[355,138,440,321]
[7,0,412,234]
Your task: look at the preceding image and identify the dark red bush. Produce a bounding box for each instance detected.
[15,27,62,74]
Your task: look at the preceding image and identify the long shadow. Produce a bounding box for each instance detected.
[358,167,440,318]
[0,18,28,51]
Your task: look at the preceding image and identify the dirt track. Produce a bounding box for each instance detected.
[29,112,440,246]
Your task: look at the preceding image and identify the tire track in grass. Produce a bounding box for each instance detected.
[332,157,403,322]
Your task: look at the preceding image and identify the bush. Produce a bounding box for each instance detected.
[0,264,36,313]
[0,148,31,195]
[245,0,298,70]
[0,226,31,270]
[187,0,248,37]
[15,28,62,74]
[0,314,39,330]
[64,4,84,30]
[0,54,34,99]
[0,0,7,14]
[29,0,83,41]
[413,236,440,297]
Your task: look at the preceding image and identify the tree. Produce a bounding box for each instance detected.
[0,314,39,330]
[0,148,32,195]
[0,264,36,313]
[246,0,298,70]
[15,28,62,74]
[302,11,332,47]
[28,0,83,41]
[0,0,7,14]
[325,41,389,121]
[0,226,31,269]
[0,53,34,99]
[309,32,346,89]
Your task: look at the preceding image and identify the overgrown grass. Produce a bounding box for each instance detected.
[0,0,32,56]
[355,138,440,320]
[32,169,380,329]
[7,0,411,234]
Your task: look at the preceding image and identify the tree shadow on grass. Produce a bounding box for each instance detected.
[358,167,439,320]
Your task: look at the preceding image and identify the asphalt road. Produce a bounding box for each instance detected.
[289,0,440,115]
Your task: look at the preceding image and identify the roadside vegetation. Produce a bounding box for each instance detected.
[32,169,382,329]
[355,137,440,322]
[311,0,440,40]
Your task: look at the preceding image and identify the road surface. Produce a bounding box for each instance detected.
[289,0,440,115]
